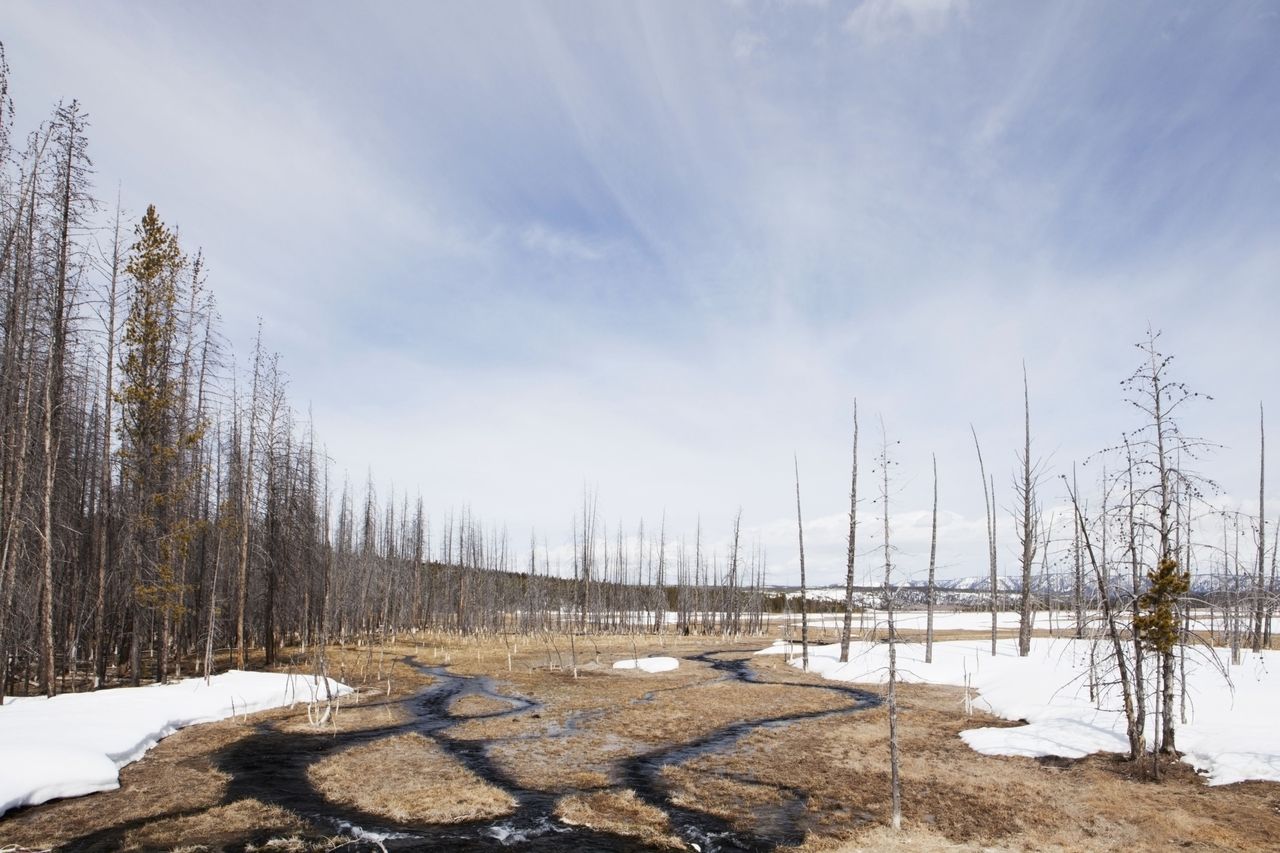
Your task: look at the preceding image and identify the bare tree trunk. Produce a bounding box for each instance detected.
[794,454,809,672]
[1252,404,1266,653]
[1146,335,1180,754]
[840,400,859,663]
[888,599,901,831]
[0,137,50,702]
[880,422,901,831]
[1074,466,1086,640]
[1016,365,1038,657]
[1125,443,1147,760]
[1267,511,1279,649]
[235,329,262,669]
[93,199,121,688]
[37,108,81,695]
[926,453,938,664]
[38,345,58,696]
[1066,476,1142,761]
[972,426,998,656]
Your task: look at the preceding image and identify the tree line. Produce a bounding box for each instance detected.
[0,49,780,701]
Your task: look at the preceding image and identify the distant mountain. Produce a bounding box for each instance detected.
[769,571,1266,601]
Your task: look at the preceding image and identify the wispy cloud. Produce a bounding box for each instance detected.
[4,0,1276,580]
[520,222,609,261]
[844,0,969,43]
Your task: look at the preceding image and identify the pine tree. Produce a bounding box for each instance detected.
[117,205,202,683]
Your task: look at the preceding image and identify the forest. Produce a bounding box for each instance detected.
[0,43,794,703]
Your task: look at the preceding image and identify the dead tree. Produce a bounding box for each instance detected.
[1121,330,1214,755]
[92,195,122,687]
[1252,404,1266,653]
[1014,365,1042,657]
[234,327,262,668]
[1066,475,1142,761]
[878,420,902,831]
[840,400,859,663]
[972,426,998,655]
[1121,441,1147,753]
[926,452,938,663]
[37,100,91,695]
[793,453,809,671]
[1074,465,1086,640]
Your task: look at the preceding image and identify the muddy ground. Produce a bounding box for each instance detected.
[2,630,1278,852]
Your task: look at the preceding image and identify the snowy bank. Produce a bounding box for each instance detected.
[758,637,1280,786]
[612,657,680,673]
[795,609,1078,632]
[0,670,351,816]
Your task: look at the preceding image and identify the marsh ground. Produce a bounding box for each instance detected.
[2,627,1277,852]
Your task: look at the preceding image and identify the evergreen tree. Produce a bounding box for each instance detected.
[117,205,202,683]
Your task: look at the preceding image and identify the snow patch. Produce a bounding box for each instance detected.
[0,670,351,816]
[759,637,1280,785]
[613,657,680,673]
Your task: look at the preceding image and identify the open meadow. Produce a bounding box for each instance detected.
[4,619,1279,852]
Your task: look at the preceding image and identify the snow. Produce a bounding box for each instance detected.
[758,636,1280,786]
[790,607,1280,637]
[793,609,1078,631]
[0,670,351,816]
[612,656,680,673]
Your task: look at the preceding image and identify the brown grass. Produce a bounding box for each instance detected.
[274,693,411,734]
[6,632,1280,853]
[0,641,434,849]
[120,799,306,850]
[820,825,1012,852]
[0,713,242,848]
[555,789,684,849]
[486,728,644,790]
[308,732,516,823]
[473,648,852,793]
[450,693,518,717]
[681,655,1280,851]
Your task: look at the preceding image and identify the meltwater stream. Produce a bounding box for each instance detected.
[62,650,879,852]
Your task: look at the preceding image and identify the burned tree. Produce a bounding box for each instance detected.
[840,399,859,663]
[1014,365,1043,658]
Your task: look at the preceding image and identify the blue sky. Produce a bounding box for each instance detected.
[6,0,1279,583]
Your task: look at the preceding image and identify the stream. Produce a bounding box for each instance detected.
[62,650,879,852]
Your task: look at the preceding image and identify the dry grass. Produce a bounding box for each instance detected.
[678,656,1280,851]
[6,631,1280,853]
[310,642,436,699]
[486,727,644,790]
[120,799,305,850]
[449,692,518,717]
[818,824,1014,852]
[668,696,1051,846]
[555,789,684,849]
[604,677,851,746]
[475,647,853,793]
[663,765,789,822]
[0,641,433,849]
[274,693,411,734]
[0,713,242,848]
[308,732,516,824]
[243,839,351,853]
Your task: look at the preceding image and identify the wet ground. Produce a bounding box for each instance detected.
[57,649,878,852]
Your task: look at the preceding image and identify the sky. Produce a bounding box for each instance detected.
[4,0,1279,586]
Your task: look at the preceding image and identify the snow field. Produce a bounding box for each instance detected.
[612,656,680,673]
[790,609,1077,631]
[758,636,1280,786]
[784,608,1280,637]
[0,670,351,816]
